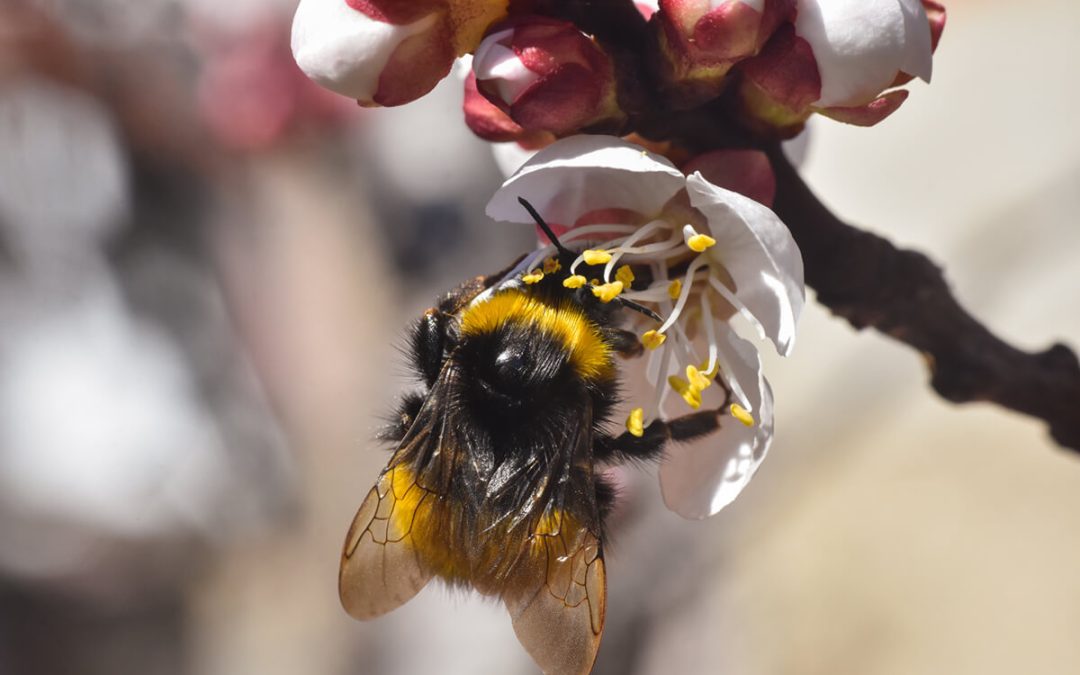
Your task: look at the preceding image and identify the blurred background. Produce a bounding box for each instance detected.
[0,0,1078,673]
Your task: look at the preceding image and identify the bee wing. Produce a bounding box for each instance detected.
[339,363,463,619]
[339,463,437,619]
[502,413,607,675]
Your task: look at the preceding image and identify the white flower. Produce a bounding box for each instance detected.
[487,135,804,518]
[796,0,934,107]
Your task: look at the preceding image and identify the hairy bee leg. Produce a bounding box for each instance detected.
[410,308,451,386]
[596,401,733,462]
[604,328,645,359]
[593,473,618,524]
[657,407,725,442]
[377,391,426,442]
[595,423,669,462]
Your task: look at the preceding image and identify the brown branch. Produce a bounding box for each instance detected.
[766,146,1080,452]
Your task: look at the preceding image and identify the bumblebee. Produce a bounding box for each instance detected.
[339,200,731,675]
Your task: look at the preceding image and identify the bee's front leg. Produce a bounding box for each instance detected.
[603,328,645,359]
[596,400,733,463]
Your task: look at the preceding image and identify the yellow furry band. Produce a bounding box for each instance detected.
[459,289,613,381]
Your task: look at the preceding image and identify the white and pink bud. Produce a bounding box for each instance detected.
[654,0,795,105]
[463,71,555,150]
[734,0,946,134]
[291,0,507,107]
[472,17,625,137]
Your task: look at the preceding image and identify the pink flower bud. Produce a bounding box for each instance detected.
[291,0,507,107]
[682,149,776,207]
[655,0,795,106]
[472,17,625,136]
[733,0,945,134]
[463,71,554,148]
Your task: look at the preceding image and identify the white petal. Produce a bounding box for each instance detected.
[796,0,907,107]
[660,323,774,519]
[897,0,933,82]
[685,172,804,356]
[291,0,437,101]
[486,135,686,227]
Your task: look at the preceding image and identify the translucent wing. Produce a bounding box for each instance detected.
[339,463,436,619]
[339,366,458,620]
[502,407,607,675]
[505,514,606,675]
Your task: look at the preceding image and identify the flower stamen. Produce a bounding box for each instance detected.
[591,280,624,302]
[522,269,544,284]
[563,274,587,289]
[641,329,666,350]
[730,403,755,427]
[683,224,716,253]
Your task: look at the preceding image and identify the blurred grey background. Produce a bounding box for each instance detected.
[0,0,1077,674]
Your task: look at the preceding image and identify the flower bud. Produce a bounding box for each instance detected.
[654,0,795,106]
[733,0,945,134]
[463,71,555,148]
[472,17,625,136]
[682,149,776,207]
[291,0,507,107]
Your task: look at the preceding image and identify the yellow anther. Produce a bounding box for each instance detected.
[522,269,544,285]
[626,407,644,437]
[543,256,562,274]
[668,375,702,409]
[667,278,682,300]
[590,278,601,286]
[563,274,587,289]
[615,264,635,288]
[686,364,712,391]
[687,233,717,253]
[582,249,613,265]
[641,330,666,350]
[591,280,624,303]
[730,403,755,427]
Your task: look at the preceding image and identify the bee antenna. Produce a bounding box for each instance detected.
[618,298,664,323]
[518,197,575,258]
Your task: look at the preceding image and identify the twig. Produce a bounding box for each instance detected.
[766,146,1080,452]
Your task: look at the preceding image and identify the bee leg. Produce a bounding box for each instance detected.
[377,391,426,442]
[597,402,732,462]
[595,422,670,462]
[657,408,725,442]
[409,308,451,387]
[593,473,618,525]
[604,328,644,359]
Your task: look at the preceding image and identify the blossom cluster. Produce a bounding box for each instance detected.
[292,0,945,139]
[290,0,946,517]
